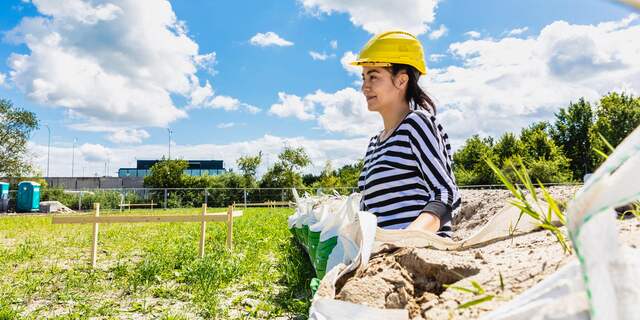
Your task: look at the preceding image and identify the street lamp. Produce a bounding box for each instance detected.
[167,128,173,160]
[44,124,51,177]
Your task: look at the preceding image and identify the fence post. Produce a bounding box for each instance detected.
[204,188,208,206]
[163,188,167,210]
[91,203,100,268]
[226,203,234,250]
[79,192,83,211]
[199,203,207,258]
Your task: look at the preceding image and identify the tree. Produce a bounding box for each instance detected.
[550,98,594,180]
[590,92,640,168]
[277,146,310,188]
[518,122,572,183]
[314,160,340,190]
[520,122,559,160]
[236,151,262,188]
[143,158,188,188]
[0,99,39,177]
[493,132,525,165]
[452,135,497,185]
[336,159,364,189]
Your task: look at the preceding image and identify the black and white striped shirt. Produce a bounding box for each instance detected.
[358,110,461,238]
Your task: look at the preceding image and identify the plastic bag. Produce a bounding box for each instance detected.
[315,194,361,278]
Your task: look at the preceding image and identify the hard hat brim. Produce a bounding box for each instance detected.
[350,60,426,75]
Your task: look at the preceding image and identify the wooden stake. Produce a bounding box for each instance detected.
[226,204,234,250]
[199,203,207,258]
[91,203,100,268]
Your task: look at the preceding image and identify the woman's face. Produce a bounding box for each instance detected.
[361,66,406,112]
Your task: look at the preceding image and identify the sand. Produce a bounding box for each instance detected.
[321,186,640,319]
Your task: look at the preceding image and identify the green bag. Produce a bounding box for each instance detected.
[314,236,338,279]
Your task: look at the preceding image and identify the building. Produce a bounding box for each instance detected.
[118,160,226,178]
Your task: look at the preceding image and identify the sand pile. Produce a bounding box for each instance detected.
[39,201,75,213]
[320,186,640,319]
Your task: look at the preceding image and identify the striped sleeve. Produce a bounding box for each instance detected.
[358,136,377,211]
[405,111,460,226]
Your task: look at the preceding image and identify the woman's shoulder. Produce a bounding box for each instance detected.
[402,110,437,133]
[406,109,436,123]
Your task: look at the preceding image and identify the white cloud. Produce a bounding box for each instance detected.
[465,31,481,38]
[309,51,332,60]
[268,87,379,136]
[107,129,150,144]
[429,53,446,62]
[29,135,371,177]
[269,92,316,120]
[194,52,217,75]
[341,51,361,77]
[216,122,236,129]
[0,73,5,86]
[507,27,528,36]
[299,0,439,35]
[209,95,243,111]
[65,121,151,144]
[424,14,640,141]
[330,40,338,49]
[243,104,261,114]
[79,143,111,163]
[4,0,221,128]
[187,79,260,113]
[249,31,294,47]
[428,24,448,40]
[199,95,261,113]
[310,87,379,136]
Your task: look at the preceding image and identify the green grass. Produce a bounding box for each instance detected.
[0,207,313,319]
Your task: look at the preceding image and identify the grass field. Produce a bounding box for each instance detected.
[0,207,313,319]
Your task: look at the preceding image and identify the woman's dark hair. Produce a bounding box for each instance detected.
[390,64,436,114]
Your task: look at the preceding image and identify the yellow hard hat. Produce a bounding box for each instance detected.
[350,30,427,75]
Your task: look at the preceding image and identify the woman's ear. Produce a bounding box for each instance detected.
[394,72,409,90]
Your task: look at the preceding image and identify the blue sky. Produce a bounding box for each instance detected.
[0,0,638,176]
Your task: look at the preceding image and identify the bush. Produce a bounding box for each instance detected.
[40,188,142,210]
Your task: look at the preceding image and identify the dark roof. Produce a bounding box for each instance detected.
[135,160,224,170]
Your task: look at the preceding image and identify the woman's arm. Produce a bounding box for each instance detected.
[406,211,440,232]
[406,112,460,231]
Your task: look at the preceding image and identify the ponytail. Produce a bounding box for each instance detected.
[390,64,436,115]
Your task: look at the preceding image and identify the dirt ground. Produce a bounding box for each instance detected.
[324,186,640,319]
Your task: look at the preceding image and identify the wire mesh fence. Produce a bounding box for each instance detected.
[1,183,583,213]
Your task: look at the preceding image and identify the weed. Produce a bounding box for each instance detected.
[444,280,495,309]
[486,157,571,253]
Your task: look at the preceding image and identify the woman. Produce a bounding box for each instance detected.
[353,30,460,238]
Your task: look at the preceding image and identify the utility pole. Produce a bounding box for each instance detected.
[72,138,77,177]
[167,128,173,160]
[44,124,51,177]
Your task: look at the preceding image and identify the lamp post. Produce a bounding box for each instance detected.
[44,124,51,177]
[72,138,77,177]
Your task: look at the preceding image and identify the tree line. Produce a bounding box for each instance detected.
[453,92,640,185]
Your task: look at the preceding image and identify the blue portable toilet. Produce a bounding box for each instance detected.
[17,181,40,213]
[0,182,8,213]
